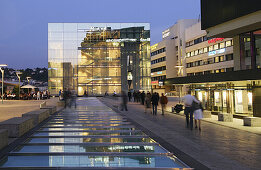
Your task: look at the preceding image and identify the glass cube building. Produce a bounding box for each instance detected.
[48,23,151,96]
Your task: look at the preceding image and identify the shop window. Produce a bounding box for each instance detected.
[204,47,208,53]
[220,42,225,49]
[220,68,225,72]
[215,69,220,73]
[204,70,211,74]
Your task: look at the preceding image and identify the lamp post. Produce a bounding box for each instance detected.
[26,76,31,84]
[16,71,22,100]
[0,64,8,104]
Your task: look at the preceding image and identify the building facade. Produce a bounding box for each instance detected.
[48,23,151,96]
[151,19,198,95]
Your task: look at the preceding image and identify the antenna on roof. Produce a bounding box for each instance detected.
[198,14,201,22]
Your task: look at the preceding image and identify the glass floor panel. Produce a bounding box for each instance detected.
[32,132,146,136]
[25,137,155,144]
[0,155,186,168]
[39,127,137,131]
[12,145,167,153]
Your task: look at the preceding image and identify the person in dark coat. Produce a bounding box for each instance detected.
[151,92,159,115]
[121,91,128,111]
[128,91,132,102]
[141,91,145,105]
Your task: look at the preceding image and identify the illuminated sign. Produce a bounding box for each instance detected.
[208,51,216,56]
[208,48,225,56]
[151,80,159,84]
[217,48,225,54]
[208,38,224,44]
[151,43,158,51]
[159,81,164,86]
[157,71,162,74]
[151,73,154,76]
[162,29,170,39]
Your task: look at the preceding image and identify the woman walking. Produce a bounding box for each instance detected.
[193,100,203,130]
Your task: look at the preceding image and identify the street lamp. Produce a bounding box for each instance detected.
[0,64,8,104]
[16,71,22,100]
[26,76,31,84]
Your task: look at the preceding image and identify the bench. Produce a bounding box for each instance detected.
[40,101,46,108]
[203,110,212,118]
[0,117,34,137]
[22,109,50,126]
[243,117,261,127]
[0,129,8,150]
[218,113,233,122]
[40,106,57,115]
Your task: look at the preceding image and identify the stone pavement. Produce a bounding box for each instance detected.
[100,97,261,170]
[0,97,59,122]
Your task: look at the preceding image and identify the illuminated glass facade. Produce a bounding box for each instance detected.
[48,23,151,95]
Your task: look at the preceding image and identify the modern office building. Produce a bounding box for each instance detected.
[48,23,151,96]
[151,19,198,94]
[166,0,261,117]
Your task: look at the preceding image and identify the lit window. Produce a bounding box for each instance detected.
[209,45,213,51]
[199,48,203,54]
[214,44,219,50]
[187,53,191,57]
[204,47,208,53]
[191,51,194,56]
[220,42,225,49]
[215,56,219,63]
[226,40,232,47]
[194,50,198,55]
[220,55,224,62]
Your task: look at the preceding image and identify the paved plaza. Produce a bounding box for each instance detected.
[0,98,59,123]
[100,97,261,170]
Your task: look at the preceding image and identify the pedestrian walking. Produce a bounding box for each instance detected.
[141,91,145,105]
[151,92,159,115]
[37,91,40,100]
[193,100,203,131]
[128,90,132,102]
[121,91,128,111]
[144,91,152,113]
[183,90,200,130]
[58,89,62,101]
[160,93,168,115]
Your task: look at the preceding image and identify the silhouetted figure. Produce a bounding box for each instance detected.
[151,92,159,115]
[144,91,152,113]
[121,91,128,111]
[141,91,145,105]
[160,93,168,115]
[128,91,132,102]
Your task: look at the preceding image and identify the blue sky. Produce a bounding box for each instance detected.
[0,0,200,68]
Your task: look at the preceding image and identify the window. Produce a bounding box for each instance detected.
[214,44,219,50]
[220,55,224,62]
[226,67,234,72]
[209,45,213,51]
[220,42,225,49]
[191,51,194,56]
[186,42,190,47]
[199,48,203,54]
[226,40,232,47]
[226,54,233,61]
[215,56,219,63]
[220,68,225,72]
[186,52,191,57]
[204,47,208,53]
[208,58,214,64]
[194,50,198,55]
[204,70,211,74]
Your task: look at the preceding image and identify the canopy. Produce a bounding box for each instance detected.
[21,84,36,89]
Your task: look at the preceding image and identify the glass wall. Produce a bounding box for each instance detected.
[48,23,151,95]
